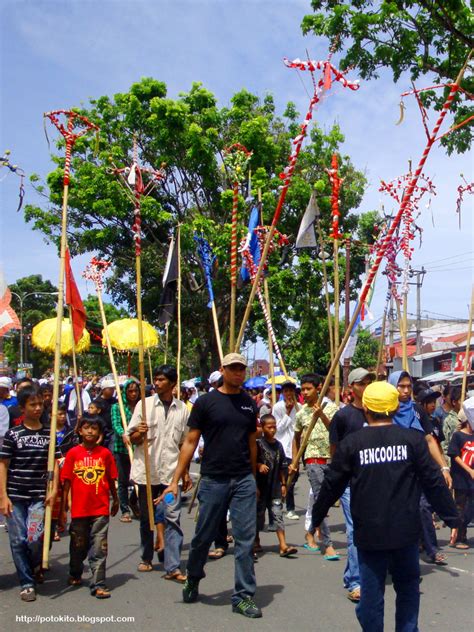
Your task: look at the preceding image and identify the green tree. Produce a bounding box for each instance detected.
[302,1,473,154]
[5,275,58,376]
[25,79,373,377]
[352,328,380,370]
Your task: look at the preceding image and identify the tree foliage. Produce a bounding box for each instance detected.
[25,78,375,377]
[302,1,473,154]
[352,327,380,370]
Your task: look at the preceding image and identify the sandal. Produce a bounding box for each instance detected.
[53,531,61,542]
[68,577,83,586]
[280,546,298,557]
[455,542,469,550]
[163,571,186,584]
[303,543,320,552]
[93,587,111,599]
[208,548,226,559]
[137,561,153,572]
[429,552,447,565]
[119,514,132,523]
[347,588,361,603]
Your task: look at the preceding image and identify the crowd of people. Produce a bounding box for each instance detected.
[0,357,472,629]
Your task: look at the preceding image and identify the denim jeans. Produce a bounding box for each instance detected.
[356,544,420,632]
[114,452,132,515]
[6,500,45,588]
[187,473,257,605]
[138,484,183,574]
[419,493,438,558]
[69,515,109,592]
[306,463,333,548]
[340,485,360,591]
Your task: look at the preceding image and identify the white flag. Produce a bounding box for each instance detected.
[296,191,318,249]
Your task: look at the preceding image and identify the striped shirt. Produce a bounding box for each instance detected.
[0,425,61,502]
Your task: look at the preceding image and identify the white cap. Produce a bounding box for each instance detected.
[101,378,115,389]
[462,396,474,431]
[209,371,221,385]
[182,380,195,389]
[0,377,12,389]
[38,378,48,386]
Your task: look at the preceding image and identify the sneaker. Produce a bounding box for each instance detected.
[285,511,299,520]
[20,587,36,602]
[232,597,262,619]
[182,577,199,603]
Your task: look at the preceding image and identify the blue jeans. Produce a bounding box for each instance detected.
[340,486,360,591]
[138,484,183,574]
[187,473,257,605]
[6,500,45,589]
[419,493,438,559]
[356,544,420,632]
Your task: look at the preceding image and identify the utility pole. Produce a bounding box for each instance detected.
[343,238,351,386]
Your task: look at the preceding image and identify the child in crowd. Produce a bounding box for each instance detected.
[254,414,297,558]
[60,414,119,598]
[447,396,474,549]
[52,404,77,542]
[88,398,107,417]
[0,384,60,601]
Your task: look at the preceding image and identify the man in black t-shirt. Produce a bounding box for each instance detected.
[161,353,261,619]
[329,367,374,603]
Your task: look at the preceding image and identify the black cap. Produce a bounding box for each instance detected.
[418,389,439,403]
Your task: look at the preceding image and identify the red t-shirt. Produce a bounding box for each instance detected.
[61,445,118,518]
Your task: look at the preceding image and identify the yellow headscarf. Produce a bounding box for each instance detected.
[362,381,399,416]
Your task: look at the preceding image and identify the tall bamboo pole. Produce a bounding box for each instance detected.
[211,302,224,365]
[376,310,388,374]
[229,182,239,351]
[68,311,83,418]
[42,111,98,568]
[264,278,277,404]
[402,295,409,371]
[316,216,334,361]
[461,285,474,402]
[176,225,182,393]
[333,239,340,405]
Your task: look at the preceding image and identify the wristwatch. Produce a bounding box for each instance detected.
[441,466,450,472]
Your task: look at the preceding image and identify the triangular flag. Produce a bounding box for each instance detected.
[0,268,20,337]
[65,249,87,344]
[296,191,318,249]
[158,234,179,326]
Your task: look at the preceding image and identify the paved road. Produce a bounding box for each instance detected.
[1,469,472,632]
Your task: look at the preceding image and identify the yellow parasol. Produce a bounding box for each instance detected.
[265,374,296,386]
[102,318,159,351]
[32,317,90,355]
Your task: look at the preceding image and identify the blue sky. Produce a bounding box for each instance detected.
[1,0,472,335]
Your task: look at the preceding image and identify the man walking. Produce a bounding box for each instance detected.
[161,353,261,619]
[128,365,190,581]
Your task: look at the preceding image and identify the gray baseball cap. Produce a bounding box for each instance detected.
[348,368,375,385]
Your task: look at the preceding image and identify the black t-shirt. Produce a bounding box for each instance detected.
[188,389,258,477]
[447,430,474,490]
[256,437,285,499]
[0,424,61,502]
[414,403,434,436]
[313,424,459,551]
[329,404,366,445]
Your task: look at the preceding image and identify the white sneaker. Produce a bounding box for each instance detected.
[285,511,299,520]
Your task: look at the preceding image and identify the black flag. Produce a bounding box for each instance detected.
[158,234,178,326]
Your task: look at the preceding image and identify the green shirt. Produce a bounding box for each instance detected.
[111,401,134,454]
[294,403,330,460]
[441,409,459,465]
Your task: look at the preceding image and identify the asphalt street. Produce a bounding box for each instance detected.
[0,468,472,632]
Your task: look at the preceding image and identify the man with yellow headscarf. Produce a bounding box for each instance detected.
[312,381,459,632]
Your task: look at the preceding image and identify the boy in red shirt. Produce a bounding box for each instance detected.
[60,414,118,598]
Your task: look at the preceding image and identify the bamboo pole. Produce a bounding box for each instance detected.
[229,182,239,351]
[376,310,388,374]
[316,216,334,361]
[211,302,224,365]
[42,164,69,569]
[176,225,182,394]
[264,278,277,404]
[333,239,340,405]
[135,235,155,531]
[164,323,169,363]
[402,294,409,371]
[147,349,153,385]
[396,298,408,372]
[97,290,134,464]
[461,285,474,402]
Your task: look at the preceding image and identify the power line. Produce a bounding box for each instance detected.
[418,250,473,266]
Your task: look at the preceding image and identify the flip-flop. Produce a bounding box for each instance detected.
[208,548,226,559]
[68,577,83,586]
[163,571,186,584]
[137,562,153,572]
[280,547,298,557]
[455,542,469,550]
[303,543,320,552]
[119,514,132,523]
[324,554,340,561]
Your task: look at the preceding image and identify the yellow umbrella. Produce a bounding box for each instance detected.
[265,374,296,386]
[102,318,159,351]
[32,317,90,355]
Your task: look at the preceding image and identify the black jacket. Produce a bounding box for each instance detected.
[312,424,459,551]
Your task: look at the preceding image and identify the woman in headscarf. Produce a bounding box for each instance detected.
[388,370,451,565]
[111,379,140,523]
